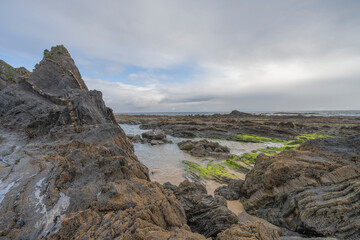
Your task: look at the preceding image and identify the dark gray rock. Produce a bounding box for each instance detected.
[28,46,88,96]
[0,60,30,89]
[214,179,244,200]
[142,129,166,140]
[141,129,172,145]
[127,134,142,143]
[228,110,253,117]
[167,180,239,239]
[178,139,229,159]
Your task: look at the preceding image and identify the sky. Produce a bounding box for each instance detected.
[1,0,360,113]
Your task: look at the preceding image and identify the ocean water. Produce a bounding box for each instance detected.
[116,110,360,117]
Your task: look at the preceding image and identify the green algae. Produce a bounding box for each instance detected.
[227,153,259,165]
[235,134,284,143]
[255,133,333,154]
[256,148,278,155]
[295,133,334,143]
[222,159,248,172]
[239,152,259,164]
[182,160,239,183]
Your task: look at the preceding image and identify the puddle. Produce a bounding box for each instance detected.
[120,124,279,186]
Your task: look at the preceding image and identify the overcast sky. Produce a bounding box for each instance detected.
[1,0,360,113]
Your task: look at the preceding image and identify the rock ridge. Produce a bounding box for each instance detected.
[239,135,360,239]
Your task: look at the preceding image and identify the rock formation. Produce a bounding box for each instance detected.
[163,180,239,239]
[178,140,230,159]
[0,60,30,89]
[141,129,173,145]
[216,221,281,240]
[214,179,244,200]
[228,110,253,118]
[0,46,205,239]
[239,136,360,239]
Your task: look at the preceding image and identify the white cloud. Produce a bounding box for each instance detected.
[1,0,360,111]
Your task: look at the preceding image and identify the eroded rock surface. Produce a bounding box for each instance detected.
[178,140,230,159]
[216,221,281,240]
[0,46,205,240]
[0,60,30,89]
[240,136,360,239]
[163,180,239,239]
[141,129,173,145]
[214,179,244,200]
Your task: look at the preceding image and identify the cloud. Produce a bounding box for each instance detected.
[1,0,360,112]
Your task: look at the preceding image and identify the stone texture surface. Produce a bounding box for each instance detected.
[163,180,239,239]
[240,136,360,239]
[141,129,172,145]
[0,60,30,89]
[0,46,206,240]
[178,139,230,159]
[216,221,281,240]
[214,179,244,200]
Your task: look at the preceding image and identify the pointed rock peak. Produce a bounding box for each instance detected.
[29,45,88,96]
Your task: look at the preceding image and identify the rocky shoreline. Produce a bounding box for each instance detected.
[115,103,360,239]
[1,46,359,239]
[116,110,360,140]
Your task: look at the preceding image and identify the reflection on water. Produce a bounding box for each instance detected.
[133,143,195,185]
[120,124,281,186]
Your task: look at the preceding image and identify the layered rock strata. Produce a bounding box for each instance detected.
[240,136,360,239]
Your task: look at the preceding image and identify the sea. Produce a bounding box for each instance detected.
[116,110,360,117]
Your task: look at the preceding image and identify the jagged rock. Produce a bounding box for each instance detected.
[216,221,281,240]
[178,140,229,159]
[142,129,167,140]
[214,179,244,200]
[127,134,142,143]
[0,46,206,240]
[165,180,239,239]
[0,60,30,89]
[141,129,172,145]
[240,136,360,239]
[28,46,88,96]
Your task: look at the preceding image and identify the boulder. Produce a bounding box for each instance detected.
[127,134,142,143]
[214,179,244,200]
[164,180,239,238]
[141,129,173,145]
[142,129,167,140]
[178,140,230,159]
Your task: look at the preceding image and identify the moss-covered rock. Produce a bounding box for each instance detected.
[296,133,334,143]
[235,134,284,143]
[182,160,239,183]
